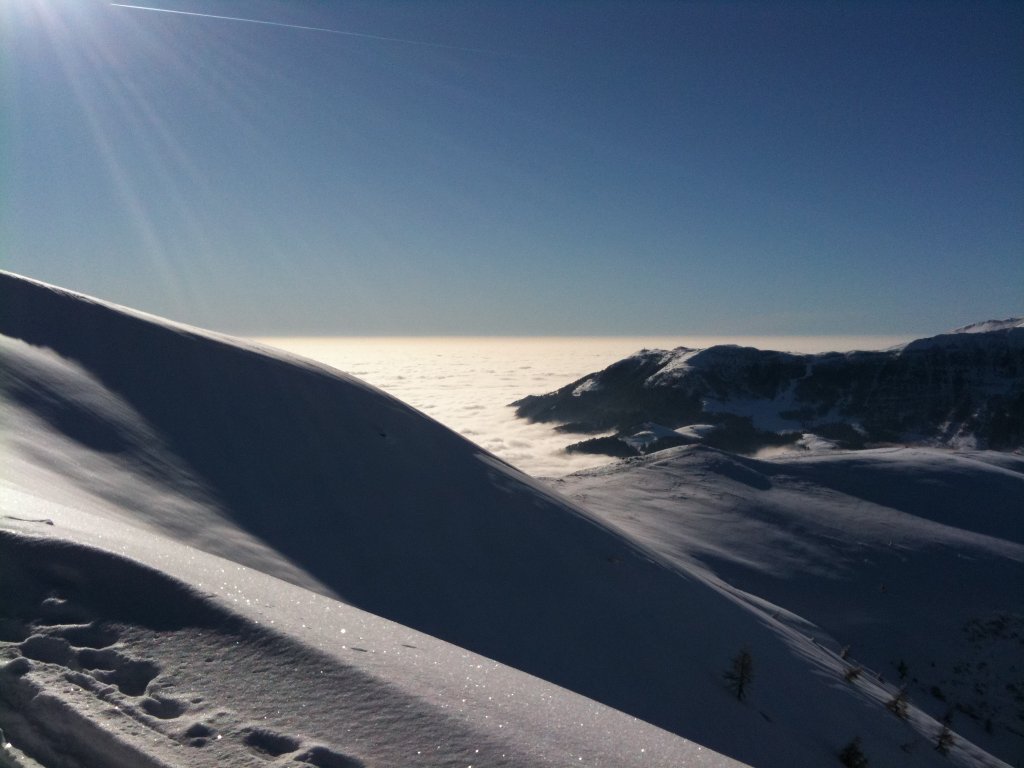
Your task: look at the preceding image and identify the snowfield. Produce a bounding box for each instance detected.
[555,445,1024,765]
[0,271,1018,768]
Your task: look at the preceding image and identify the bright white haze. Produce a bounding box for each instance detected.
[258,336,912,477]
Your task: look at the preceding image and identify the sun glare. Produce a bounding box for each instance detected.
[3,0,261,319]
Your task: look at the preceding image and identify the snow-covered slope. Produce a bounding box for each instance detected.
[0,517,736,768]
[555,445,1024,765]
[513,322,1024,456]
[0,271,1012,768]
[948,318,1024,335]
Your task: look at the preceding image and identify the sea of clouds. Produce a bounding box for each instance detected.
[257,336,910,478]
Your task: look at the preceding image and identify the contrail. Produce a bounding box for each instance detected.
[110,3,510,56]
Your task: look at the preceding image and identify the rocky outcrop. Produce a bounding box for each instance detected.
[513,321,1024,456]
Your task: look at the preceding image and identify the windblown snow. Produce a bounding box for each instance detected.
[1,271,1019,768]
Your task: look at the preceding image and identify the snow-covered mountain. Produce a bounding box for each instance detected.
[513,322,1024,457]
[0,271,1013,768]
[947,318,1024,335]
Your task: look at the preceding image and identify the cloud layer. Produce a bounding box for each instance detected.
[258,336,911,478]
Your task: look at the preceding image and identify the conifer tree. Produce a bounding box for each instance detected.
[838,736,869,768]
[885,687,909,719]
[935,723,955,755]
[724,648,754,701]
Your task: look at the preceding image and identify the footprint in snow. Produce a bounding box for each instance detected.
[182,721,218,747]
[295,745,367,768]
[140,693,189,719]
[76,647,160,696]
[17,634,76,667]
[243,728,301,758]
[52,622,119,649]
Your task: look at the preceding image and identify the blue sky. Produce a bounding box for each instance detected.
[2,0,1022,335]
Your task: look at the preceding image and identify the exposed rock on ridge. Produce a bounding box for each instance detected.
[513,321,1024,456]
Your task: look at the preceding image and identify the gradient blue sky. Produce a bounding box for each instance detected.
[3,0,1022,335]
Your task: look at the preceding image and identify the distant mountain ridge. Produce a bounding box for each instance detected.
[513,321,1024,456]
[947,318,1024,335]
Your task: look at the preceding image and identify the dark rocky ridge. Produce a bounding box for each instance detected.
[512,321,1024,457]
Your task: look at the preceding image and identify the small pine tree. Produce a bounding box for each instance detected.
[935,724,955,756]
[896,659,908,681]
[886,688,909,719]
[724,648,754,702]
[838,736,869,768]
